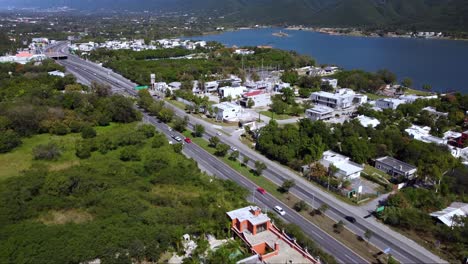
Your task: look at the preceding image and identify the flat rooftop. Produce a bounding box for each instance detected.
[376,156,416,173]
[307,105,334,114]
[226,206,270,226]
[244,230,315,264]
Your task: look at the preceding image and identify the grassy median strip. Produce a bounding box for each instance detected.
[186,134,385,263]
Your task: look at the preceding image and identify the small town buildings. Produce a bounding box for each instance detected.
[219,86,246,99]
[245,81,272,91]
[168,82,182,91]
[375,98,406,110]
[310,88,367,109]
[355,115,380,128]
[305,105,334,121]
[430,202,468,227]
[212,102,243,122]
[239,90,271,108]
[375,156,417,179]
[0,51,47,64]
[319,150,364,180]
[321,78,338,89]
[48,70,65,78]
[227,206,319,264]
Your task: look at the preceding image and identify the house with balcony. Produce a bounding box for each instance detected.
[310,89,366,109]
[227,206,319,264]
[305,105,334,121]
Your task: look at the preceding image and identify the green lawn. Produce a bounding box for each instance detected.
[365,93,387,100]
[165,99,186,110]
[405,88,432,96]
[0,123,136,181]
[260,110,301,120]
[363,164,389,180]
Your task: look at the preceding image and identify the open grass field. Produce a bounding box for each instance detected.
[0,123,135,181]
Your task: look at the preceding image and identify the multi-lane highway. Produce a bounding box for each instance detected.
[51,41,446,264]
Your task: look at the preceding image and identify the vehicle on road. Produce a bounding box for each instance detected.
[174,136,182,142]
[216,132,222,136]
[274,206,286,216]
[230,146,238,152]
[168,126,173,131]
[345,216,356,223]
[257,187,266,194]
[184,138,192,143]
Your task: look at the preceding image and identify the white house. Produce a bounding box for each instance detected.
[319,150,364,180]
[355,115,380,128]
[310,89,366,109]
[212,102,243,122]
[219,86,247,99]
[239,90,271,108]
[234,49,255,55]
[204,81,219,92]
[375,98,406,110]
[305,105,334,121]
[321,78,338,89]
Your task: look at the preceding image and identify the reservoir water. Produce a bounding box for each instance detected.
[189,28,468,93]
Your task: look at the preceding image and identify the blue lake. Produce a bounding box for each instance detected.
[189,28,468,93]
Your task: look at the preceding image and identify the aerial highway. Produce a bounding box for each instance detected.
[50,41,446,264]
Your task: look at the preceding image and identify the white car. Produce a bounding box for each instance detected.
[230,146,238,152]
[216,132,222,136]
[274,206,286,216]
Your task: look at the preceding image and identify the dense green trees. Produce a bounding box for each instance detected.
[0,60,141,155]
[0,126,249,263]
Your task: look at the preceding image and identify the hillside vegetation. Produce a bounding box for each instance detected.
[6,0,468,32]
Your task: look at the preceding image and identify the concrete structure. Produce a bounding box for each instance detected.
[273,82,290,92]
[399,94,438,104]
[375,156,417,179]
[239,90,271,108]
[319,150,364,180]
[305,105,334,121]
[234,49,255,55]
[422,106,448,118]
[212,102,243,122]
[48,70,65,78]
[227,206,319,264]
[219,86,246,99]
[311,88,366,109]
[204,81,219,92]
[355,115,380,128]
[430,202,468,227]
[375,98,406,110]
[321,78,338,89]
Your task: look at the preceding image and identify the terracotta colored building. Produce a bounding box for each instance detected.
[227,206,320,264]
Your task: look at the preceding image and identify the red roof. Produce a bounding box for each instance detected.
[243,90,263,97]
[16,51,33,58]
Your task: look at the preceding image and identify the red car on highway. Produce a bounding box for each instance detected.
[184,137,192,143]
[257,187,266,194]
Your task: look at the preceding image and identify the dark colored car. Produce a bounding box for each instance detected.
[345,216,356,223]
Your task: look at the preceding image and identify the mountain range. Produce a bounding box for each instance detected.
[1,0,467,31]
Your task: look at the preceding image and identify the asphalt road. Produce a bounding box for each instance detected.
[51,41,446,264]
